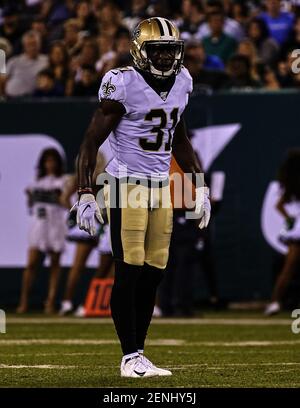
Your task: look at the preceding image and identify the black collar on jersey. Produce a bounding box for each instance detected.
[134,67,176,100]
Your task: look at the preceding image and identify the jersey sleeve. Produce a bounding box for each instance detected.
[180,66,193,108]
[98,69,128,112]
[182,66,193,95]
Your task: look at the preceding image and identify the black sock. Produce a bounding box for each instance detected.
[110,260,142,355]
[135,263,164,351]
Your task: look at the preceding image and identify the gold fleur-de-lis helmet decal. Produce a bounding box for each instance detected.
[101,77,116,97]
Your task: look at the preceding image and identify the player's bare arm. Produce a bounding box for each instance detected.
[172,116,211,229]
[172,116,203,178]
[77,100,125,189]
[76,99,125,235]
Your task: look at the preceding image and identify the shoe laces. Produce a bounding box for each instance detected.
[123,355,146,371]
[132,356,149,373]
[140,354,155,368]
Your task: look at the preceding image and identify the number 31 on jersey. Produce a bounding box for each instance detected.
[139,108,179,152]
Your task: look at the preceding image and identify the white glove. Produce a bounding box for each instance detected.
[74,193,104,236]
[195,186,211,229]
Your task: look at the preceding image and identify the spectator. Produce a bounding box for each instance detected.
[184,40,228,91]
[43,1,76,42]
[187,39,225,71]
[33,68,64,97]
[63,19,83,57]
[96,1,128,38]
[178,0,205,40]
[24,0,44,13]
[281,15,300,60]
[0,6,26,55]
[224,54,261,89]
[78,37,99,67]
[260,0,294,45]
[123,0,148,32]
[113,50,133,69]
[75,0,98,36]
[2,0,300,95]
[202,11,238,63]
[102,32,132,72]
[247,17,279,65]
[70,37,99,86]
[31,17,50,53]
[223,0,233,16]
[231,1,250,28]
[46,0,75,28]
[48,41,70,94]
[91,0,103,15]
[196,0,244,42]
[146,0,171,19]
[114,31,131,56]
[95,33,116,76]
[258,64,281,90]
[238,38,260,81]
[276,57,295,87]
[72,64,99,96]
[38,0,54,22]
[2,30,48,97]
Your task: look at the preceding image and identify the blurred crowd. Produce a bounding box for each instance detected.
[1,0,300,97]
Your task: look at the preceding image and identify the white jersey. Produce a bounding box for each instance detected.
[280,199,300,244]
[98,66,193,180]
[27,175,68,252]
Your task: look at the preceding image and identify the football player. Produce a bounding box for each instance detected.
[76,17,211,377]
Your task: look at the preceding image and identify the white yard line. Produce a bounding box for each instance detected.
[170,362,300,370]
[188,340,300,347]
[0,339,185,346]
[0,364,78,369]
[0,352,119,357]
[0,339,300,347]
[6,317,292,325]
[265,369,300,374]
[1,362,300,371]
[150,318,292,326]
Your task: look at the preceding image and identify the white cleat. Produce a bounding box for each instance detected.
[140,355,172,376]
[120,355,157,378]
[58,300,73,316]
[264,301,281,316]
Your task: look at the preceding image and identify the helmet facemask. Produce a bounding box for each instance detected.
[140,40,184,78]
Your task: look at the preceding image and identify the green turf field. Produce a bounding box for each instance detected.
[0,312,300,388]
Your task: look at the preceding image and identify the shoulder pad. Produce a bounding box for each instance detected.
[98,69,129,112]
[180,65,193,94]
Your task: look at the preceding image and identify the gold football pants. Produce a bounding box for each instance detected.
[103,177,173,269]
